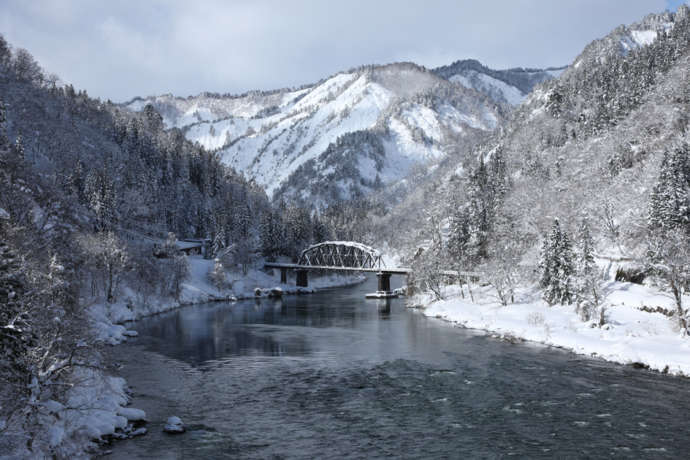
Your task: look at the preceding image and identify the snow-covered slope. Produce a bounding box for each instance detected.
[126,62,508,204]
[569,10,677,70]
[432,59,566,106]
[365,6,690,262]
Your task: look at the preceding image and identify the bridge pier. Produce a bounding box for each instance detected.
[280,267,287,284]
[296,269,309,287]
[406,273,414,296]
[377,272,392,293]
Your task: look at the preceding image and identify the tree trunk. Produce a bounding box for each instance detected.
[107,263,114,303]
[671,279,686,331]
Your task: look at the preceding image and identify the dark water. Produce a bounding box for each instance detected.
[108,275,690,459]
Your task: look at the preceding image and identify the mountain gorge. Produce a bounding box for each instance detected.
[2,5,690,457]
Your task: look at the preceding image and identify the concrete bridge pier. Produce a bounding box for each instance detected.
[376,271,392,293]
[296,269,309,287]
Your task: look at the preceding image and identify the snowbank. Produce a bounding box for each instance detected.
[413,281,690,375]
[1,367,142,459]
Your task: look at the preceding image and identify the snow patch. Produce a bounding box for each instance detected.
[631,29,658,47]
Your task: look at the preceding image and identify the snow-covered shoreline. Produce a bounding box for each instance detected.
[411,281,690,376]
[90,256,365,344]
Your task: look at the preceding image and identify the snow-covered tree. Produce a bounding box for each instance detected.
[648,144,690,232]
[209,258,227,291]
[647,229,690,331]
[80,232,128,303]
[539,219,575,306]
[574,217,604,322]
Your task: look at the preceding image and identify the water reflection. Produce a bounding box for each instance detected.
[376,299,391,319]
[132,275,406,366]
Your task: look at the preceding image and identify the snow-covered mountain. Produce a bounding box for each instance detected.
[432,59,565,106]
[126,62,516,206]
[371,5,690,260]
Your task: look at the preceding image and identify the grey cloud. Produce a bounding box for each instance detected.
[0,0,669,101]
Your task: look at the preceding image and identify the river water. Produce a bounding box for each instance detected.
[108,275,690,459]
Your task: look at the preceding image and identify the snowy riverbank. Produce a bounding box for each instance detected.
[89,255,365,344]
[1,258,363,458]
[412,281,690,376]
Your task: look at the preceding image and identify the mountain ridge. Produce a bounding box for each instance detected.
[125,59,561,206]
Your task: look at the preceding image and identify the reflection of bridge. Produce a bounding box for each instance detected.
[264,241,409,294]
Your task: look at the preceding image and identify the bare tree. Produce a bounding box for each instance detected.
[79,232,128,303]
[647,230,690,331]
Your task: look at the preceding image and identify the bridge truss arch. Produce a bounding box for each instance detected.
[298,241,384,270]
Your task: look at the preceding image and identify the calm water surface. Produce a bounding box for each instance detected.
[108,275,690,459]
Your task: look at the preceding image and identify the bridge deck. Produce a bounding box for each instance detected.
[264,262,480,278]
[264,262,411,274]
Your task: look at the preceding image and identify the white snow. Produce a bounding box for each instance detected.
[475,73,525,105]
[449,74,472,88]
[117,407,147,422]
[414,281,690,375]
[451,71,525,106]
[631,29,658,47]
[0,367,141,458]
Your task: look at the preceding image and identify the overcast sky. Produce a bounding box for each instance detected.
[0,0,685,102]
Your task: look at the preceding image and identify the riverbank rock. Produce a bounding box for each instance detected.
[117,407,147,422]
[164,416,185,434]
[269,287,283,298]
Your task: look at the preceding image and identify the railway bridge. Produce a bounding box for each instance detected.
[264,241,474,296]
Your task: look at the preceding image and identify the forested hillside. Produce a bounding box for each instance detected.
[0,34,332,456]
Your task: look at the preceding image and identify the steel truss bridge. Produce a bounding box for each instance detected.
[264,241,479,293]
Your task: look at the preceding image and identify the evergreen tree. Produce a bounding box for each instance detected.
[648,144,690,233]
[576,217,596,277]
[539,219,575,305]
[574,217,603,321]
[448,207,471,269]
[260,210,279,259]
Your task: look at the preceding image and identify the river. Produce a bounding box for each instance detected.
[107,274,690,458]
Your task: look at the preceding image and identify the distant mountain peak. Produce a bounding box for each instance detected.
[433,59,566,106]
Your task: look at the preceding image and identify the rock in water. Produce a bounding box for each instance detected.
[131,427,147,437]
[164,416,185,434]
